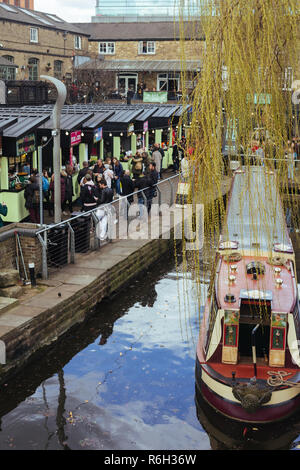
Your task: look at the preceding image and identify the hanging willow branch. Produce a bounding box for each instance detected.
[177,0,299,315]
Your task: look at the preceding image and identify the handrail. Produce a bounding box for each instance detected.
[36,173,181,235]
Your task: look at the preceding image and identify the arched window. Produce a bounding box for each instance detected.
[28,58,39,81]
[2,55,14,63]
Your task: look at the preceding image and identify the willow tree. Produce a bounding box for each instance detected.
[177,0,299,314]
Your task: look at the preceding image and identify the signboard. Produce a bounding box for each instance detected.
[93,127,103,143]
[16,133,35,156]
[143,91,168,104]
[143,121,149,133]
[70,130,81,146]
[246,93,272,105]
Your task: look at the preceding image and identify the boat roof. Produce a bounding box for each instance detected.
[217,166,296,313]
[220,167,291,255]
[217,255,297,313]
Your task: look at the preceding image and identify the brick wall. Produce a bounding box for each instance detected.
[88,39,204,61]
[0,20,89,80]
[1,0,34,8]
[0,223,43,276]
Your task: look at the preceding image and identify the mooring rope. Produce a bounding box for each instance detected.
[267,371,300,388]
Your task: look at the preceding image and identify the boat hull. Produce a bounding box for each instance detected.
[195,357,300,424]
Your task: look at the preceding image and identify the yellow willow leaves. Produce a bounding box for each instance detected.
[176,0,300,310]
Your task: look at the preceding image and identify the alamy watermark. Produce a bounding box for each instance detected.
[0,340,5,365]
[96,202,204,251]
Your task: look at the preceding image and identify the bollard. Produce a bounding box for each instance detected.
[28,262,36,287]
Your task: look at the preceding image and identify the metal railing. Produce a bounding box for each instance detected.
[36,173,180,280]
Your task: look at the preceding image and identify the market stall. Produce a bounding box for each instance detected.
[1,114,49,222]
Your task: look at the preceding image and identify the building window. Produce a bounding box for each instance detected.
[54,60,63,79]
[28,58,39,81]
[0,66,16,80]
[138,41,156,55]
[2,55,14,63]
[30,27,39,43]
[74,36,82,50]
[99,42,115,55]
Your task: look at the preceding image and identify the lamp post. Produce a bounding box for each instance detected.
[40,75,66,224]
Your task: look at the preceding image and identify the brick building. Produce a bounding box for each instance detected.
[0,3,89,84]
[0,0,34,8]
[74,21,204,101]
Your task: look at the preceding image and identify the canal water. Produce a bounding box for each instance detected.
[0,254,300,450]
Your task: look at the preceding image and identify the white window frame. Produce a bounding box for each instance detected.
[74,35,82,50]
[30,27,38,43]
[99,42,115,55]
[138,41,156,55]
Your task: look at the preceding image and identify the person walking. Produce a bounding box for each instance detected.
[134,174,148,220]
[172,143,180,173]
[62,165,74,215]
[77,161,90,185]
[112,158,123,195]
[93,159,105,178]
[120,169,134,218]
[81,174,99,211]
[42,170,51,216]
[24,175,40,223]
[103,164,114,189]
[131,152,143,179]
[99,179,114,205]
[49,172,66,216]
[151,144,163,180]
[142,151,152,175]
[145,162,158,214]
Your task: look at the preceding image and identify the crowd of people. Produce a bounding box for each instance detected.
[22,141,183,224]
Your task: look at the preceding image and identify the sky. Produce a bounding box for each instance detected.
[35,0,95,23]
[34,0,189,23]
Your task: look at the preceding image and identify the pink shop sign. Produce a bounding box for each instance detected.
[70,130,81,146]
[143,121,149,133]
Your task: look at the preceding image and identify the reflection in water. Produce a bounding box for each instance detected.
[0,252,300,450]
[195,372,300,450]
[0,255,207,450]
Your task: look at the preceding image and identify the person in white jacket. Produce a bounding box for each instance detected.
[103,164,114,189]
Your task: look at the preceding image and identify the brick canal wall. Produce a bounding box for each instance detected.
[0,223,42,275]
[0,235,180,384]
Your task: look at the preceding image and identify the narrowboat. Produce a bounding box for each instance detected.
[195,166,300,423]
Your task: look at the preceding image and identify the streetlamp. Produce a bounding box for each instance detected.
[40,75,66,224]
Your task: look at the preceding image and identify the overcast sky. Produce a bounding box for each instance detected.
[35,0,94,23]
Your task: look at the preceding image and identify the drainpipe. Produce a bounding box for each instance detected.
[40,75,66,224]
[252,324,260,379]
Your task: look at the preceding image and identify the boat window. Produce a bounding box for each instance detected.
[205,293,218,352]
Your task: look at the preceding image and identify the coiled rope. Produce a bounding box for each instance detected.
[267,371,300,388]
